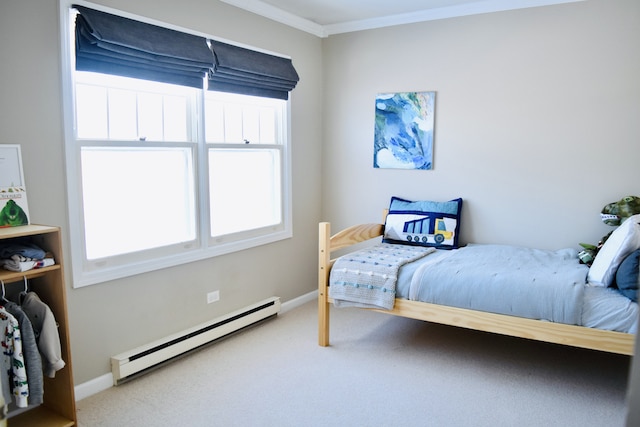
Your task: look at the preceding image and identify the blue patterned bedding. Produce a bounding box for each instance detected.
[333,243,638,333]
[399,244,586,325]
[329,243,434,310]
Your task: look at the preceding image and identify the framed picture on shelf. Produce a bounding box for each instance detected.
[0,144,30,227]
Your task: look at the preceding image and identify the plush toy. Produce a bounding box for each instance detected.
[600,195,640,226]
[578,196,640,266]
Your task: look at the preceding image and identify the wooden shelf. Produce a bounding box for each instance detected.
[0,265,62,284]
[0,225,59,239]
[1,225,77,426]
[9,406,74,427]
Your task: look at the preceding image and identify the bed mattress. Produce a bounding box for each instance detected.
[394,244,638,334]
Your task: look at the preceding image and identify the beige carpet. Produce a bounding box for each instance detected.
[76,300,631,426]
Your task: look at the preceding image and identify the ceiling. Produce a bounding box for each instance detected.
[220,0,584,37]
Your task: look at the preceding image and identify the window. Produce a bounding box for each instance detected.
[60,3,295,286]
[205,92,284,240]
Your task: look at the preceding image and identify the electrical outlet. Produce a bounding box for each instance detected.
[207,290,220,304]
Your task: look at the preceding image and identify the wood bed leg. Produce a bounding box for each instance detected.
[318,222,331,346]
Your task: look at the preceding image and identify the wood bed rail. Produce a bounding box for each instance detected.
[318,221,384,346]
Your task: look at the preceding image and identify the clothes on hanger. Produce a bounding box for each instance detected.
[20,292,65,378]
[0,308,28,409]
[0,278,65,411]
[4,301,43,405]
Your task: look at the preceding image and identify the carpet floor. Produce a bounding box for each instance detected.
[76,300,631,426]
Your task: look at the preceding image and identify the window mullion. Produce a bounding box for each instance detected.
[106,88,111,139]
[161,96,166,141]
[135,93,140,140]
[196,86,210,247]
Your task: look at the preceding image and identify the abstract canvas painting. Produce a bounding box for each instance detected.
[374,91,435,170]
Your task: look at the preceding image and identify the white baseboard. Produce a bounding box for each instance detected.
[75,372,113,401]
[280,290,316,313]
[75,290,318,401]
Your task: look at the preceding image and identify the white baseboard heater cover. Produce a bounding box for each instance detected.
[111,296,280,384]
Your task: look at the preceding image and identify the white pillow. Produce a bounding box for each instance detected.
[588,214,640,287]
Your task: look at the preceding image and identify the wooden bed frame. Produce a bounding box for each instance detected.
[318,221,636,355]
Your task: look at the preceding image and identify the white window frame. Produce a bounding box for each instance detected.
[59,1,292,287]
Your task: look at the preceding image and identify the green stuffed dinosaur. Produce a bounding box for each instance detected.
[578,195,640,265]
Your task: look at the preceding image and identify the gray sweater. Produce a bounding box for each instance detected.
[20,292,65,378]
[5,301,43,405]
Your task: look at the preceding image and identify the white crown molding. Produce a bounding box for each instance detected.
[324,0,586,36]
[220,0,326,37]
[221,0,585,38]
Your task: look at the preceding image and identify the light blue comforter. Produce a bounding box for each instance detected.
[397,244,588,324]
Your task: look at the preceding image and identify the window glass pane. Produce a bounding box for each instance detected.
[81,147,196,259]
[205,92,283,144]
[209,148,281,237]
[259,107,276,144]
[205,99,225,143]
[76,72,193,143]
[137,92,164,141]
[108,89,137,139]
[242,105,260,144]
[224,103,243,143]
[163,95,189,141]
[76,84,108,139]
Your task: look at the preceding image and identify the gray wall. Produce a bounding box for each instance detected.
[321,0,640,251]
[0,0,323,383]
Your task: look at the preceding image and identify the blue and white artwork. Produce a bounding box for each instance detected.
[374,91,435,170]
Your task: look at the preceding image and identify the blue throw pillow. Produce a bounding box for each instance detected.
[615,249,640,302]
[382,196,462,249]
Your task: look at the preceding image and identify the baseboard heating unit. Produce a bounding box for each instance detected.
[111,296,280,385]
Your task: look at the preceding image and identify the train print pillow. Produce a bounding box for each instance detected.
[382,197,463,249]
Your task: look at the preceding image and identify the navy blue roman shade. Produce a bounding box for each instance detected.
[208,40,299,100]
[73,6,214,88]
[73,6,300,98]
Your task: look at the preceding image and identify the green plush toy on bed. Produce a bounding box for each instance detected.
[578,196,640,266]
[601,195,640,226]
